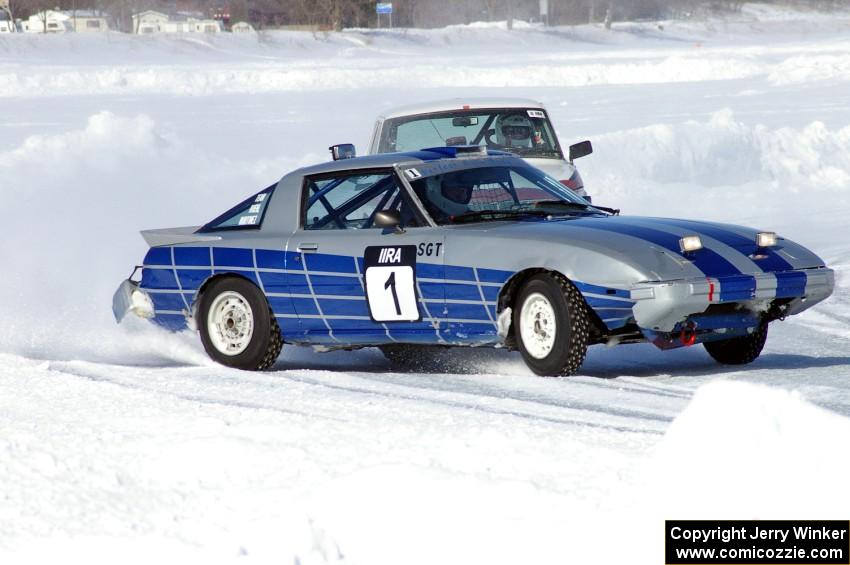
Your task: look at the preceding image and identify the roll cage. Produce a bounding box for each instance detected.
[300,167,432,230]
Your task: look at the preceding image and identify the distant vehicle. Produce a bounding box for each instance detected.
[369,98,593,200]
[0,17,16,33]
[114,146,834,376]
[230,21,255,33]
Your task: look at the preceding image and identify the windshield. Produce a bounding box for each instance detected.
[408,164,600,225]
[379,108,563,159]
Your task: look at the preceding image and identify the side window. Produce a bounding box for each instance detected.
[303,172,418,230]
[199,184,276,231]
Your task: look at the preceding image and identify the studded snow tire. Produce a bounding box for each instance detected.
[198,277,283,371]
[513,273,590,377]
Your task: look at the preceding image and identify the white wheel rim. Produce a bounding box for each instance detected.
[207,291,254,356]
[519,292,557,360]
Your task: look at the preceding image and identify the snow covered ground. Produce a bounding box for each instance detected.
[1,4,849,563]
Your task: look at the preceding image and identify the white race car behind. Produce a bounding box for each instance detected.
[368,97,593,200]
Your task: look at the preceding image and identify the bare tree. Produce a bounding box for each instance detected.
[15,0,55,31]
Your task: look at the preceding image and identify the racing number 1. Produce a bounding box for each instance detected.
[364,245,420,322]
[384,271,402,316]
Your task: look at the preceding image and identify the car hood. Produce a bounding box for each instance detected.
[453,215,826,281]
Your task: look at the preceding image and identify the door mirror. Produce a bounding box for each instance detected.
[374,209,403,232]
[329,143,356,161]
[569,140,593,161]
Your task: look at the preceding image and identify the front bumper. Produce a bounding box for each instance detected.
[629,267,835,332]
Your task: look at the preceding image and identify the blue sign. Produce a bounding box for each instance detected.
[376,2,393,15]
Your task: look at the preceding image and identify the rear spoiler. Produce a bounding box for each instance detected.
[141,226,221,247]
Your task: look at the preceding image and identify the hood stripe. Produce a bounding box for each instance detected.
[647,218,794,272]
[624,217,765,275]
[571,220,741,277]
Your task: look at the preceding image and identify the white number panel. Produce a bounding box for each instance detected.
[364,245,420,322]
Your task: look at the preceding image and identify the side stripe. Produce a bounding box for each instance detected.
[474,268,496,323]
[717,275,757,302]
[170,247,191,311]
[299,253,337,342]
[776,271,807,298]
[143,245,815,342]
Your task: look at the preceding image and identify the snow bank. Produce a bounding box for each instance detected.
[3,4,850,98]
[770,53,850,85]
[589,380,850,564]
[649,380,850,516]
[583,109,850,222]
[0,55,769,98]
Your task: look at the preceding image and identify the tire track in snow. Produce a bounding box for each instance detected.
[44,361,350,423]
[264,371,674,435]
[46,359,667,436]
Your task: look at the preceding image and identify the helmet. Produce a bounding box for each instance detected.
[495,113,534,148]
[425,174,473,218]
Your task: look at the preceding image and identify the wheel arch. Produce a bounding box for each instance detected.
[497,268,606,345]
[192,272,266,326]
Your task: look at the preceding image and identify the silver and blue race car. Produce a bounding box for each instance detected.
[114,145,834,376]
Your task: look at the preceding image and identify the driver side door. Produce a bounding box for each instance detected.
[286,168,446,347]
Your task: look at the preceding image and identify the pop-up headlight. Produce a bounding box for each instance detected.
[756,231,777,247]
[679,235,703,253]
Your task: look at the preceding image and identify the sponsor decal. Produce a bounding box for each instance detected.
[417,242,443,257]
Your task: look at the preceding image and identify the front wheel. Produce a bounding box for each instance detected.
[513,273,590,376]
[198,277,283,370]
[703,322,768,365]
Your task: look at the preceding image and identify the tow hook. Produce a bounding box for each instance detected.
[767,302,789,322]
[680,323,697,347]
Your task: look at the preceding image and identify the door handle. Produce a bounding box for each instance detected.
[297,243,319,252]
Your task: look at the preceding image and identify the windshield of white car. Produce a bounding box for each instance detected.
[380,108,563,159]
[408,164,604,225]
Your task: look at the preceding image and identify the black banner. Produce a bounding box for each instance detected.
[666,520,849,564]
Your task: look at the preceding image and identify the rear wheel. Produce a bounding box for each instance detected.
[198,277,283,370]
[513,273,590,376]
[703,322,768,365]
